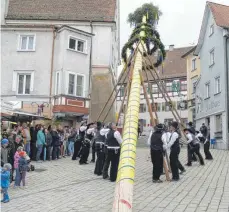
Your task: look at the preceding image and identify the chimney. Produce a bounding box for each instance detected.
[169,45,175,51]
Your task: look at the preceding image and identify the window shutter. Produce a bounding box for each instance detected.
[30,72,34,92]
[12,72,17,91]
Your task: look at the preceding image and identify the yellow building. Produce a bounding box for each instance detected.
[182,46,201,124]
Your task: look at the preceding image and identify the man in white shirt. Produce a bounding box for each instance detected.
[165,122,183,181]
[101,123,122,182]
[79,122,95,165]
[184,128,205,166]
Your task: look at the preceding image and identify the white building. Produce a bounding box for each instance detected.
[117,46,193,131]
[1,0,120,124]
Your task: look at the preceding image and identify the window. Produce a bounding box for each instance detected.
[215,77,221,94]
[119,86,125,97]
[17,74,31,94]
[139,104,146,113]
[215,114,222,132]
[166,82,172,92]
[210,49,215,66]
[181,81,187,91]
[68,74,75,95]
[19,35,35,51]
[67,73,85,97]
[76,75,84,97]
[192,58,196,71]
[210,24,214,36]
[55,72,60,95]
[191,78,197,94]
[205,83,210,99]
[68,37,86,53]
[152,84,158,93]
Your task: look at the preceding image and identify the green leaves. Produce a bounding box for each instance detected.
[127,3,162,27]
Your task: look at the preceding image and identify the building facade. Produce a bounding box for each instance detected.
[182,46,201,124]
[117,46,193,131]
[194,2,229,150]
[1,0,120,125]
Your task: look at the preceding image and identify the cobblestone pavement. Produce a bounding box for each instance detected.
[1,147,229,212]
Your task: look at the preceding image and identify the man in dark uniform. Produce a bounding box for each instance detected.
[166,122,182,181]
[187,122,197,162]
[184,128,205,166]
[149,124,167,183]
[101,123,122,182]
[94,122,106,176]
[200,123,213,160]
[79,123,95,165]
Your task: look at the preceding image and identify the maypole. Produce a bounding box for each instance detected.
[112,14,166,212]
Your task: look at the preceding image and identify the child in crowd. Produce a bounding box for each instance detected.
[1,138,9,165]
[18,151,28,187]
[1,163,12,203]
[14,146,23,188]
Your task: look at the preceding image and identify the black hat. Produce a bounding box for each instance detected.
[188,122,193,126]
[170,121,178,129]
[154,124,166,132]
[97,121,102,128]
[183,128,192,133]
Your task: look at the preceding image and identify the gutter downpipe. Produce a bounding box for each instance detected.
[225,36,229,150]
[49,27,56,118]
[89,21,93,122]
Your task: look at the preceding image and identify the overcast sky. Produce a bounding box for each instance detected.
[120,0,229,49]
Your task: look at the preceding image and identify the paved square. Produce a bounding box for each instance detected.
[1,147,229,212]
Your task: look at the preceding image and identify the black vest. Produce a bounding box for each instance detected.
[106,130,120,148]
[79,130,85,139]
[85,133,93,141]
[170,132,180,150]
[150,131,163,151]
[95,130,105,144]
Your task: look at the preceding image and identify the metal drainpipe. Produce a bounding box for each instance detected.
[49,27,56,118]
[89,21,93,122]
[225,36,229,149]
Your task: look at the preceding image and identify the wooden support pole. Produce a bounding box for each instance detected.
[139,42,185,127]
[140,70,171,181]
[139,70,155,127]
[116,77,132,125]
[102,67,131,123]
[143,63,159,123]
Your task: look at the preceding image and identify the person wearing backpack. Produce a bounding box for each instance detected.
[148,124,167,183]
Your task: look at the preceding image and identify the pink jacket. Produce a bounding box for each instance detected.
[14,152,20,169]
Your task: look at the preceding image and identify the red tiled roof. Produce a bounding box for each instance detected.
[6,0,116,22]
[208,1,229,28]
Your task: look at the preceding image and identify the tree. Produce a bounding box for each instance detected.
[127,3,162,27]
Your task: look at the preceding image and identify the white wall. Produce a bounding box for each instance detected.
[1,29,53,101]
[53,28,91,97]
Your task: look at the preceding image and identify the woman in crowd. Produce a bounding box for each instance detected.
[36,125,46,162]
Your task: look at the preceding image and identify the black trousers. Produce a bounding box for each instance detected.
[91,142,96,162]
[79,143,90,164]
[188,144,205,165]
[150,149,163,180]
[170,147,180,180]
[52,146,60,160]
[94,150,105,175]
[46,146,51,161]
[204,141,213,160]
[72,141,82,160]
[31,143,37,161]
[102,149,120,182]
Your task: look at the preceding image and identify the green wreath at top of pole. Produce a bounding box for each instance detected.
[122,22,166,68]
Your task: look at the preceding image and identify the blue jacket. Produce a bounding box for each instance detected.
[37,130,45,146]
[1,170,10,188]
